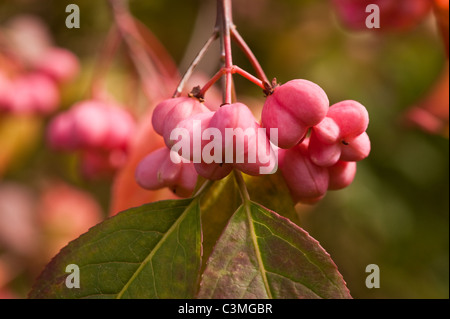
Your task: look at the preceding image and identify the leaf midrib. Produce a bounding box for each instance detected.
[243,202,273,299]
[116,198,198,299]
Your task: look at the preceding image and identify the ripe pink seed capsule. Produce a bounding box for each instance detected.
[194,162,233,181]
[171,111,214,162]
[135,148,171,190]
[208,102,259,162]
[309,100,371,167]
[328,161,357,191]
[151,97,209,140]
[8,73,60,115]
[34,48,80,84]
[279,141,329,205]
[327,100,369,138]
[262,79,329,149]
[340,132,371,162]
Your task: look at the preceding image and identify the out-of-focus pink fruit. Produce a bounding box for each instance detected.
[0,183,39,258]
[8,73,60,115]
[34,48,80,84]
[332,0,432,31]
[262,79,329,149]
[209,102,258,162]
[46,113,76,151]
[71,101,111,149]
[172,111,214,162]
[37,182,103,260]
[194,161,234,181]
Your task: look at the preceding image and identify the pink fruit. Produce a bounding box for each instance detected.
[34,48,80,83]
[279,141,329,204]
[262,79,329,149]
[328,161,357,190]
[8,73,60,115]
[309,100,371,167]
[194,162,234,181]
[103,103,136,151]
[171,111,215,162]
[135,147,198,198]
[340,132,371,162]
[208,102,259,163]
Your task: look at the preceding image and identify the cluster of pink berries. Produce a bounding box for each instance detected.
[47,99,136,179]
[136,96,277,196]
[136,79,370,204]
[0,47,79,115]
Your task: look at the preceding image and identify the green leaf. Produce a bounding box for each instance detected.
[200,175,240,273]
[29,199,202,299]
[198,201,352,299]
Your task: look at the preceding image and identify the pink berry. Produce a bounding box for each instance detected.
[328,161,357,191]
[340,132,371,162]
[194,162,233,181]
[233,123,278,176]
[80,151,114,180]
[279,141,329,204]
[262,79,329,149]
[327,100,369,138]
[136,147,197,198]
[171,111,214,162]
[309,100,371,167]
[34,48,80,84]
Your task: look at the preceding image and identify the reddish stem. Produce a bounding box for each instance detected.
[108,0,168,100]
[174,31,219,98]
[216,0,234,105]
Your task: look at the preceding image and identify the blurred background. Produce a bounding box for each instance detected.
[0,0,448,299]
